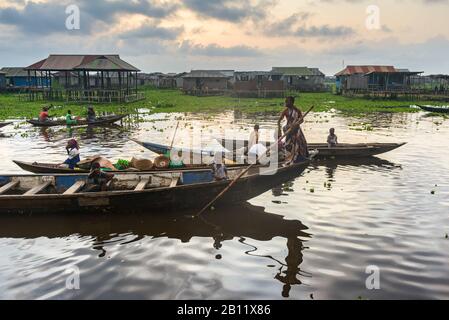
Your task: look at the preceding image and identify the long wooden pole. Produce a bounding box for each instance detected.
[170,121,180,149]
[195,105,314,217]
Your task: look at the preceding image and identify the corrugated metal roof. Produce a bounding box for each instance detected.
[335,65,397,76]
[272,67,324,77]
[183,70,231,78]
[26,55,140,71]
[0,67,29,77]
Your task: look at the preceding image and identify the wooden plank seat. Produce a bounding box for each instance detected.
[170,176,180,188]
[63,180,86,195]
[24,181,52,196]
[135,178,150,191]
[0,181,19,195]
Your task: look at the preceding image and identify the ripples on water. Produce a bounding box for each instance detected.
[0,110,448,299]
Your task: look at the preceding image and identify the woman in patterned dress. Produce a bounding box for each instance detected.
[277,96,309,162]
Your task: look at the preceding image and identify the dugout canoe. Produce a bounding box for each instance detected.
[27,114,127,127]
[0,122,12,129]
[215,138,406,159]
[419,105,449,113]
[0,160,309,214]
[12,159,249,175]
[135,139,405,160]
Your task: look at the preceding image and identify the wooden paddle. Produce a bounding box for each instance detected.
[195,105,314,217]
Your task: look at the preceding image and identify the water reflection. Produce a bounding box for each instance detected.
[0,203,309,299]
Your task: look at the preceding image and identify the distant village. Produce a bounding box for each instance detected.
[1,54,448,103]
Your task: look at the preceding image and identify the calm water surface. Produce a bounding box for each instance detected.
[0,110,448,299]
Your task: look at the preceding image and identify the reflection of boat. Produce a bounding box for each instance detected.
[216,138,406,159]
[419,105,449,113]
[0,160,309,214]
[27,114,127,127]
[0,122,12,129]
[0,203,309,242]
[0,203,309,298]
[12,159,249,174]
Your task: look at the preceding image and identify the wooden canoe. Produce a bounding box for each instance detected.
[136,139,406,160]
[27,114,127,127]
[0,160,309,214]
[215,138,406,159]
[419,105,449,113]
[12,160,250,175]
[0,122,12,129]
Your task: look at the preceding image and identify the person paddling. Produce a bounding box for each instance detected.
[39,107,50,122]
[87,106,96,123]
[277,96,309,163]
[66,110,77,126]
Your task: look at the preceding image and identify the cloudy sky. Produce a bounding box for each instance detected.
[0,0,448,75]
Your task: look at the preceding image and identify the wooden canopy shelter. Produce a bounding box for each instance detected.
[25,54,143,103]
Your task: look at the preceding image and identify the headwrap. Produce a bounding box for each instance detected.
[67,139,79,150]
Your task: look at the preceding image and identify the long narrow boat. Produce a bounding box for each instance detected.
[0,160,309,214]
[12,159,249,175]
[135,139,406,160]
[27,114,127,127]
[215,138,406,159]
[0,122,12,129]
[419,105,449,113]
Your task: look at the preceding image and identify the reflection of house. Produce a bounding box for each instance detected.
[233,71,285,97]
[0,67,50,88]
[335,65,422,92]
[271,67,325,91]
[182,70,233,95]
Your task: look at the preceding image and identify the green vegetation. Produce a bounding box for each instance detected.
[0,87,445,120]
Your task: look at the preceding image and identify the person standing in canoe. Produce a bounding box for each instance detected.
[277,96,309,162]
[62,139,81,169]
[66,110,77,126]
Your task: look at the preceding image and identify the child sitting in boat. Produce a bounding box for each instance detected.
[327,128,338,148]
[87,162,114,192]
[212,153,228,181]
[61,139,80,169]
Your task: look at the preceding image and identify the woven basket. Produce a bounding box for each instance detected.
[154,156,170,169]
[130,157,153,171]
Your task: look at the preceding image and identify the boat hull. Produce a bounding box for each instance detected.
[137,139,406,160]
[419,105,449,113]
[12,160,250,174]
[0,122,12,129]
[27,115,127,127]
[0,161,309,214]
[215,139,406,159]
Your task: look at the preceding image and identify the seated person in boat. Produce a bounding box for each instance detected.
[169,150,185,168]
[327,128,338,148]
[212,153,228,181]
[249,124,260,149]
[87,106,96,123]
[86,162,114,191]
[66,110,78,126]
[277,96,309,163]
[61,139,80,169]
[39,107,50,122]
